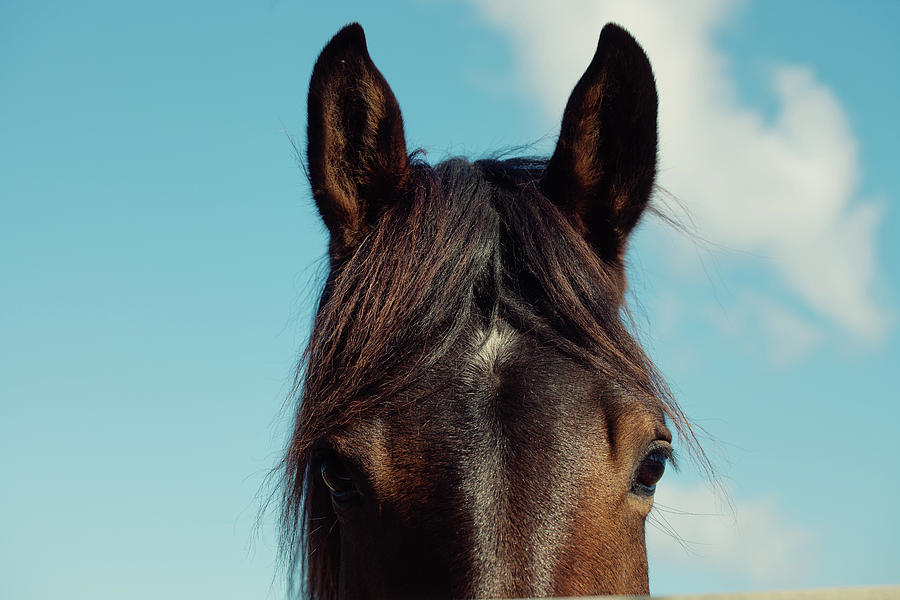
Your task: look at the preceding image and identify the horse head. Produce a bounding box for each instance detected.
[283,22,693,599]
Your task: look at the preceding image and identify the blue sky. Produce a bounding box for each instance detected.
[1,1,897,598]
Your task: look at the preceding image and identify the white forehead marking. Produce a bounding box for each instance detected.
[471,323,516,376]
[464,322,560,596]
[466,322,516,595]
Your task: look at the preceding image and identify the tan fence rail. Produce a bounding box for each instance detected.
[563,587,900,600]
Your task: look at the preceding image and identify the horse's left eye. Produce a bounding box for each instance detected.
[632,447,670,496]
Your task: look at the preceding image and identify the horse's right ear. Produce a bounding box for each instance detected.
[307,24,409,263]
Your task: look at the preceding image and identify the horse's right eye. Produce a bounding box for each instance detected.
[319,456,361,504]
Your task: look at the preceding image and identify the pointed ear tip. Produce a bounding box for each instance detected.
[334,22,366,45]
[594,22,654,82]
[600,22,634,40]
[598,22,644,52]
[317,23,370,63]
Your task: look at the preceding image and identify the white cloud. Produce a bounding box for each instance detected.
[647,481,815,584]
[471,0,892,348]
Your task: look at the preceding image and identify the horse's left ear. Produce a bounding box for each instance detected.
[307,23,409,263]
[542,23,658,268]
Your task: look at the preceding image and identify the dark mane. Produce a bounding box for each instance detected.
[280,156,700,595]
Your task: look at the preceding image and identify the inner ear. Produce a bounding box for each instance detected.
[542,23,658,268]
[307,23,409,263]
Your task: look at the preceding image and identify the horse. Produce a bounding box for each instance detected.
[280,22,701,599]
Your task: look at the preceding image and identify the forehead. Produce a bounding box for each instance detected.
[309,158,671,464]
[332,320,669,468]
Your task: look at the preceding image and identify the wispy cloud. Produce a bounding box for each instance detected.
[647,481,815,584]
[471,0,892,350]
[704,292,825,367]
